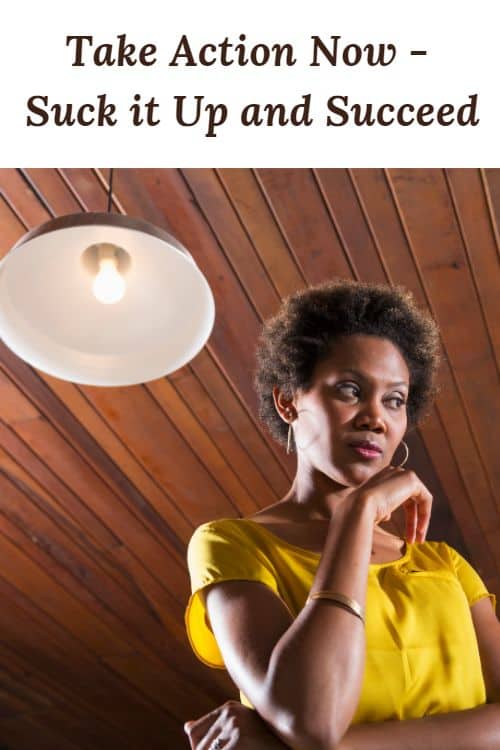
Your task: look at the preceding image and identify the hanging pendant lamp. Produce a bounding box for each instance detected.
[0,172,215,386]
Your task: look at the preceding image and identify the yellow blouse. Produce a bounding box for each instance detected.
[185,517,496,724]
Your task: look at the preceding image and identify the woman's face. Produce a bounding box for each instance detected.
[283,334,410,487]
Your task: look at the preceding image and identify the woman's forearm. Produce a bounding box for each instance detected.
[256,703,500,750]
[338,703,500,750]
[262,496,375,750]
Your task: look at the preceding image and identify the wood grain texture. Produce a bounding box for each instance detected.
[0,168,498,749]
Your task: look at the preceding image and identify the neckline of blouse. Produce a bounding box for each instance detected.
[233,517,412,569]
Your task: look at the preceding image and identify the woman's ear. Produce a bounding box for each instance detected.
[272,385,296,421]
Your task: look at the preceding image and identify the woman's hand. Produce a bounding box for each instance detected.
[350,466,433,544]
[184,700,287,750]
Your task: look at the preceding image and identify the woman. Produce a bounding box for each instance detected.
[183,280,500,750]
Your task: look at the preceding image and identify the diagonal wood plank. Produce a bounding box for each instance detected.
[387,168,500,505]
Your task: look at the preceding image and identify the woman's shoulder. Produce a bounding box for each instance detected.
[189,516,254,543]
[190,499,306,546]
[188,516,279,554]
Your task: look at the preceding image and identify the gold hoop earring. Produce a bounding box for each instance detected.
[396,440,409,468]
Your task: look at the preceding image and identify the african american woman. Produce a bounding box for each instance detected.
[183,280,500,750]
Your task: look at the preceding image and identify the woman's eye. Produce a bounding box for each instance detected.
[386,396,406,409]
[337,383,360,398]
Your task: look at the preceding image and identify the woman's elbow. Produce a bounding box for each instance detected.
[259,686,345,750]
[260,712,339,750]
[288,721,343,750]
[291,713,347,750]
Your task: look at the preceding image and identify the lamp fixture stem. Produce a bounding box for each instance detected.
[107,168,114,213]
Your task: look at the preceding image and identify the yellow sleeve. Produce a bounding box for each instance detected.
[184,520,280,669]
[445,543,496,611]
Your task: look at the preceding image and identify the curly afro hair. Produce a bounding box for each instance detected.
[254,279,441,450]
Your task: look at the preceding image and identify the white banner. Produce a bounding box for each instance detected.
[1,0,495,166]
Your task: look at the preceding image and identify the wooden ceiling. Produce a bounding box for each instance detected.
[0,168,498,749]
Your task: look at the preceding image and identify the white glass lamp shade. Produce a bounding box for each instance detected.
[0,213,215,386]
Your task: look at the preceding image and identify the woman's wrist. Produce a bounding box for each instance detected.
[329,489,377,528]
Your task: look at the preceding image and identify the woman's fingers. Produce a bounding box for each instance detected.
[411,479,433,543]
[402,483,433,544]
[404,500,417,544]
[374,469,433,544]
[184,705,226,747]
[194,716,228,750]
[415,494,432,543]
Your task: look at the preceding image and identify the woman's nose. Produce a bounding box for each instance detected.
[353,403,386,432]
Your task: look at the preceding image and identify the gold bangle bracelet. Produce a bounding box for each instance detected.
[307,591,365,624]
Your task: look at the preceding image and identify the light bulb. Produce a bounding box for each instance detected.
[92,257,126,304]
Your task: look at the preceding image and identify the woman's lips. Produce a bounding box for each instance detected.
[348,444,382,459]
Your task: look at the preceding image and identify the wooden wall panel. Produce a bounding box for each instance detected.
[34,373,195,545]
[446,169,500,369]
[216,169,305,297]
[183,169,282,320]
[257,168,354,282]
[0,196,25,257]
[79,382,249,522]
[24,169,84,214]
[314,169,388,283]
[388,170,499,505]
[189,349,291,494]
[166,363,278,506]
